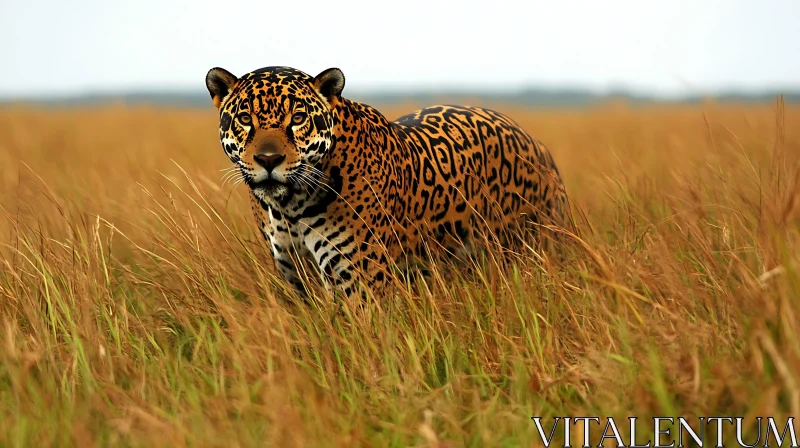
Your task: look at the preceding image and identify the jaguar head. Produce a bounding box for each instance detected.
[205,65,344,200]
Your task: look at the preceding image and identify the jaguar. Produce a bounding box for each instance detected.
[205,65,569,300]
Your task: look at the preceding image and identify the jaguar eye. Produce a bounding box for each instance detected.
[237,113,252,125]
[291,112,307,125]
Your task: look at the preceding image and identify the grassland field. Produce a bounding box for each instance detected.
[0,100,798,447]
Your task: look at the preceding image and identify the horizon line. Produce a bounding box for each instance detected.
[2,83,800,103]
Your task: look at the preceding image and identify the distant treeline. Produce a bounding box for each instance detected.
[2,88,798,108]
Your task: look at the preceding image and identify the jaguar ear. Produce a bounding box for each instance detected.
[205,67,238,109]
[314,68,345,100]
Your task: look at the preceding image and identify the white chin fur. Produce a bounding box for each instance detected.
[254,184,289,199]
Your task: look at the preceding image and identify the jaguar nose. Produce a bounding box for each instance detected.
[253,153,286,173]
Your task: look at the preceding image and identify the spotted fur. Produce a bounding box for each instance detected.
[205,65,569,299]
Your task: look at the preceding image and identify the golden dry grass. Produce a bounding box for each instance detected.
[0,100,798,447]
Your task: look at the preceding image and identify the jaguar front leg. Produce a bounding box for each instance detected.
[270,239,308,296]
[302,223,359,297]
[248,193,302,297]
[254,223,307,297]
[303,219,397,303]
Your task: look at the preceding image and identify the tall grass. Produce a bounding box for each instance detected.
[0,101,798,447]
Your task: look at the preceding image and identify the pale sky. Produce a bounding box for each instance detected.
[1,0,798,98]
